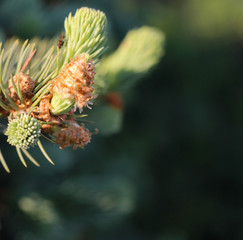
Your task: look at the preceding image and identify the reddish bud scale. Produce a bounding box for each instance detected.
[105,92,124,110]
[8,72,36,100]
[54,121,91,150]
[10,99,32,118]
[32,94,68,132]
[51,55,96,110]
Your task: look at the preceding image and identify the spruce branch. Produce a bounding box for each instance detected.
[0,7,108,172]
[0,8,107,172]
[0,8,164,173]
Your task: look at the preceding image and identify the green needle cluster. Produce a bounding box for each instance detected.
[57,7,107,71]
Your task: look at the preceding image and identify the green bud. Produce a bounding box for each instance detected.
[5,114,41,149]
[50,93,75,115]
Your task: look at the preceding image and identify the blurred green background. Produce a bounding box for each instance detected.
[0,0,243,239]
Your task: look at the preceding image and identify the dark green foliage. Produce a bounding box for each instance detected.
[87,103,123,135]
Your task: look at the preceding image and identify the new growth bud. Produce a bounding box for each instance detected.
[5,114,41,149]
[51,55,96,114]
[53,120,91,150]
